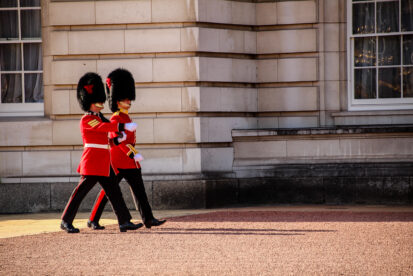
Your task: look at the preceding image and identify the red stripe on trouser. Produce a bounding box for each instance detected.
[89,189,106,221]
[61,178,81,220]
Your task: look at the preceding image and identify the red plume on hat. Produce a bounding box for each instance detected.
[77,72,106,111]
[106,78,112,90]
[106,68,136,112]
[84,84,94,94]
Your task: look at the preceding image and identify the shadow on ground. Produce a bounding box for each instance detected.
[168,211,413,222]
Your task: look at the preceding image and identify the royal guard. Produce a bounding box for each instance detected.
[87,68,166,230]
[60,72,143,233]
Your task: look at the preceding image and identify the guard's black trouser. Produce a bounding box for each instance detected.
[61,170,132,225]
[89,168,154,224]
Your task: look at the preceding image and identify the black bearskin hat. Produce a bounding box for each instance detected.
[77,72,106,111]
[106,68,136,112]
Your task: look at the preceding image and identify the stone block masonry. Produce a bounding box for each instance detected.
[1,0,412,212]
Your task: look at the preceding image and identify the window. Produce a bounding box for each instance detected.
[0,0,43,116]
[348,0,413,110]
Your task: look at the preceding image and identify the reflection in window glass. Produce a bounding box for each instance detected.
[0,44,22,70]
[21,10,41,39]
[24,44,42,70]
[20,0,40,7]
[352,0,413,106]
[353,3,375,34]
[377,1,399,33]
[379,68,401,98]
[1,1,42,109]
[403,35,413,65]
[404,67,413,97]
[24,74,43,102]
[355,37,376,67]
[0,11,18,40]
[1,74,22,103]
[401,0,413,32]
[378,36,400,66]
[0,0,17,7]
[355,68,376,99]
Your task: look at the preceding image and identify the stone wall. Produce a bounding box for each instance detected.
[1,0,413,213]
[1,0,322,179]
[2,162,412,213]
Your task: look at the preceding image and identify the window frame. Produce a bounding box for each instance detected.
[347,0,413,111]
[0,1,43,117]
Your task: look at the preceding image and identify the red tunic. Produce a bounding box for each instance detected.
[109,109,141,170]
[77,113,120,176]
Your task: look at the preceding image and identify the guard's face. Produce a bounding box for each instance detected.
[118,99,131,110]
[91,102,104,112]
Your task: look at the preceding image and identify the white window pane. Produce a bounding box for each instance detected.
[0,44,22,70]
[378,36,400,66]
[1,74,22,103]
[24,43,42,70]
[355,37,376,67]
[404,67,413,97]
[353,3,375,34]
[378,68,401,98]
[0,11,18,40]
[21,10,41,39]
[401,0,413,32]
[24,73,43,103]
[355,68,376,99]
[377,1,399,33]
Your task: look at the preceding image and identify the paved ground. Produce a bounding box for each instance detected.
[0,209,213,239]
[0,205,412,275]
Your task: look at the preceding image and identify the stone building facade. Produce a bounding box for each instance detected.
[0,0,412,213]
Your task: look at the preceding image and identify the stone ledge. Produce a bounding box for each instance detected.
[234,157,413,168]
[233,162,413,178]
[232,127,413,168]
[0,116,49,122]
[232,125,413,138]
[332,110,413,117]
[332,111,413,126]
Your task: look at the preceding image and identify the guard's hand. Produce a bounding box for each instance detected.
[124,122,137,132]
[117,131,127,143]
[134,153,144,162]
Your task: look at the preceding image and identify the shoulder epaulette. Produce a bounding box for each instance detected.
[87,119,100,127]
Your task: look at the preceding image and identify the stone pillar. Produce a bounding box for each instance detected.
[256,0,319,128]
[318,0,347,126]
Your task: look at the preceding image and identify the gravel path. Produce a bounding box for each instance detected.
[1,210,412,275]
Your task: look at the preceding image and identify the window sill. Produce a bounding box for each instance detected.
[332,110,413,117]
[331,110,413,126]
[0,103,44,117]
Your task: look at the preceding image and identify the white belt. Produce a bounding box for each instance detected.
[84,143,109,150]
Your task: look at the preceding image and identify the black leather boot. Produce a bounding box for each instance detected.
[119,221,143,232]
[87,220,105,230]
[60,221,80,233]
[144,218,166,229]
